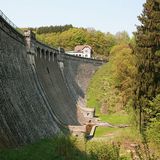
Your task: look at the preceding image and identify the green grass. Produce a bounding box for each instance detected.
[0,138,56,160]
[94,112,141,143]
[93,126,142,160]
[95,127,119,137]
[0,135,128,160]
[86,63,109,111]
[100,113,130,125]
[0,136,87,160]
[94,126,141,142]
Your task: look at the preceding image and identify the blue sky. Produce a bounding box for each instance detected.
[1,0,146,36]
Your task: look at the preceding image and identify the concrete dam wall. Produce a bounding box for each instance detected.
[0,14,105,148]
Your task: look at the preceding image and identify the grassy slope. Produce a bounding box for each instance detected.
[86,48,142,159]
[0,136,126,160]
[87,62,111,114]
[87,44,136,115]
[0,136,87,160]
[86,58,137,138]
[100,112,129,124]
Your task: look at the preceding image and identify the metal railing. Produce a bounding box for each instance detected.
[0,9,23,35]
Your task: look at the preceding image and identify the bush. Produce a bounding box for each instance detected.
[87,141,121,160]
[147,121,160,147]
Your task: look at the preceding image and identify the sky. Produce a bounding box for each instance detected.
[1,0,146,36]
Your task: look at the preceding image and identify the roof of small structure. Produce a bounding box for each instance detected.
[74,45,92,52]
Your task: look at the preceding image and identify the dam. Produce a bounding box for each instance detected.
[0,10,105,148]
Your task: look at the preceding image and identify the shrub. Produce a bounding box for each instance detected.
[146,121,160,147]
[87,141,121,160]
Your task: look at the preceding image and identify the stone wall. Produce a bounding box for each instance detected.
[0,15,105,148]
[62,55,102,107]
[34,53,79,125]
[0,17,60,148]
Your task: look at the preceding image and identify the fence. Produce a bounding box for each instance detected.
[0,9,23,35]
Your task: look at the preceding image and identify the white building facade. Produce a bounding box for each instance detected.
[66,45,92,58]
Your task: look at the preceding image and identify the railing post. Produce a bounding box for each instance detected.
[0,9,23,35]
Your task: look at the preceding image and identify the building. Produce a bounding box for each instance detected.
[66,45,93,58]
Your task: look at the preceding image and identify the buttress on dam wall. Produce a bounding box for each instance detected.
[0,12,105,148]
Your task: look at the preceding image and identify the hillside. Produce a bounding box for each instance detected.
[87,44,136,114]
[86,42,160,159]
[22,25,131,59]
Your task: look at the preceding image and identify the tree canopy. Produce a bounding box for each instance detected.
[36,26,131,58]
[134,0,160,146]
[36,24,73,34]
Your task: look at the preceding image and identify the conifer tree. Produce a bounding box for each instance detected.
[134,0,160,132]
